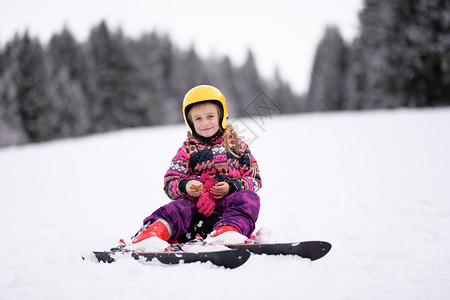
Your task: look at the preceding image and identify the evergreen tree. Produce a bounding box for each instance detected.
[48,27,91,136]
[307,25,347,111]
[87,21,145,132]
[345,0,402,109]
[390,0,450,107]
[0,46,28,146]
[272,68,303,113]
[0,22,303,148]
[3,33,61,142]
[343,37,365,110]
[175,44,210,95]
[345,0,450,109]
[133,33,181,125]
[129,32,166,126]
[235,49,264,113]
[216,56,241,116]
[158,35,182,124]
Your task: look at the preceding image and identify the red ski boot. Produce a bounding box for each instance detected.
[132,220,171,244]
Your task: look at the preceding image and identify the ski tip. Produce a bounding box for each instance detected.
[214,249,251,269]
[303,241,332,261]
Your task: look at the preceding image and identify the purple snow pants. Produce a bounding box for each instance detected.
[143,190,260,239]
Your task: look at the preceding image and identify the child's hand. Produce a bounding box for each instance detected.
[186,180,203,197]
[210,182,229,200]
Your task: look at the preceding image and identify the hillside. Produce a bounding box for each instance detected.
[1,108,449,299]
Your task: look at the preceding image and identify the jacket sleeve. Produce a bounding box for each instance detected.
[163,143,192,200]
[228,141,262,192]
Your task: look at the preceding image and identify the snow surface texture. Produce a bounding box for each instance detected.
[1,109,449,299]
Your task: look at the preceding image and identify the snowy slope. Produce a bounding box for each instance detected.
[1,108,449,299]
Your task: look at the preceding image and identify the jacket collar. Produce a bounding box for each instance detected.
[188,129,224,146]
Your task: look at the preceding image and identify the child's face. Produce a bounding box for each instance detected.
[189,103,220,137]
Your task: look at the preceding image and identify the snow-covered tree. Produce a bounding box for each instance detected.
[228,49,266,118]
[345,0,450,109]
[391,0,450,107]
[87,21,145,132]
[154,34,182,124]
[175,44,210,95]
[0,21,302,147]
[0,52,28,147]
[216,56,241,116]
[307,25,347,111]
[2,33,61,142]
[345,0,402,109]
[48,27,91,137]
[272,68,299,113]
[128,32,166,126]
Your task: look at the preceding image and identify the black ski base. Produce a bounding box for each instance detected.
[92,249,250,269]
[226,241,332,261]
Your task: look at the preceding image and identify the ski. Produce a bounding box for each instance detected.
[88,240,331,268]
[91,248,250,269]
[225,241,332,261]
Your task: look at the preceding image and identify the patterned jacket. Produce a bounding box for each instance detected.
[164,132,262,200]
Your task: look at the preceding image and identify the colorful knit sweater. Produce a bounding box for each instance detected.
[164,131,262,200]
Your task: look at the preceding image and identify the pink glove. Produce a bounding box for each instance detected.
[196,173,218,217]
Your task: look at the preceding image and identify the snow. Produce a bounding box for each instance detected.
[124,237,169,252]
[1,108,450,299]
[204,230,248,245]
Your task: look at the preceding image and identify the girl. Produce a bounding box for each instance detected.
[127,85,261,249]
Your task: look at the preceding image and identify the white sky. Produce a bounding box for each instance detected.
[0,0,363,94]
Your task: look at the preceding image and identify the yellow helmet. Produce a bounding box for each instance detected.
[182,85,228,134]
